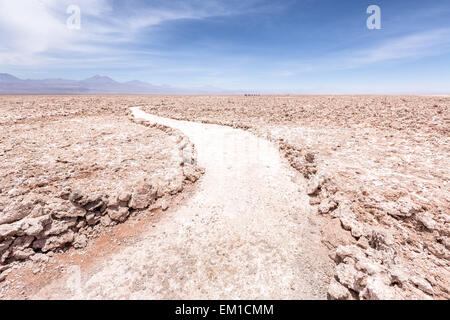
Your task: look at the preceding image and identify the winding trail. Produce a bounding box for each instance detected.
[33,107,333,299]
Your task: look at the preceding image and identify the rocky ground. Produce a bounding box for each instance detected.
[0,96,203,294]
[0,95,448,300]
[142,95,449,300]
[26,107,333,300]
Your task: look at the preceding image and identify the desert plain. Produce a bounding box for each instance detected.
[0,95,448,300]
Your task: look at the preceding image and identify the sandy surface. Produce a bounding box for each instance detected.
[1,95,447,300]
[0,114,183,211]
[0,96,203,298]
[30,107,333,299]
[141,95,449,299]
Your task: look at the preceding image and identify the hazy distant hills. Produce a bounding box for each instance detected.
[0,73,234,94]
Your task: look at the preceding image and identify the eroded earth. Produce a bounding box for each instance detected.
[1,95,448,300]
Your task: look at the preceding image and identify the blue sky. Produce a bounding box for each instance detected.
[0,0,449,93]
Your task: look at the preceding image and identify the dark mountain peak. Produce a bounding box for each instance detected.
[0,73,231,94]
[91,74,107,79]
[82,75,117,83]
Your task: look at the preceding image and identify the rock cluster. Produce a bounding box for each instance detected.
[0,171,198,268]
[141,95,449,300]
[0,103,203,281]
[132,119,204,184]
[2,95,447,299]
[299,165,446,299]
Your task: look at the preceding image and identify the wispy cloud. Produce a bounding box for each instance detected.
[347,28,450,66]
[0,0,119,65]
[1,0,449,93]
[277,28,450,76]
[0,0,268,66]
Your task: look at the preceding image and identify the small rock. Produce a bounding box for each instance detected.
[0,199,34,225]
[397,197,422,216]
[118,192,132,203]
[0,238,13,252]
[336,245,365,262]
[86,212,101,226]
[369,228,394,250]
[389,266,408,287]
[30,253,49,263]
[161,199,169,211]
[108,207,130,222]
[73,234,88,249]
[44,217,77,236]
[318,198,338,214]
[12,247,35,260]
[83,198,106,212]
[383,197,422,218]
[52,206,86,219]
[426,241,447,259]
[328,278,351,300]
[76,220,86,229]
[0,223,20,239]
[332,201,353,218]
[304,152,315,163]
[355,259,383,276]
[333,202,366,238]
[68,190,83,203]
[336,263,366,292]
[416,213,436,231]
[0,269,11,282]
[0,249,10,263]
[7,188,21,197]
[59,187,72,200]
[183,166,201,183]
[37,231,75,252]
[410,277,434,296]
[350,223,365,239]
[100,215,113,227]
[22,215,51,236]
[361,275,394,300]
[306,176,321,195]
[129,182,156,209]
[357,236,370,249]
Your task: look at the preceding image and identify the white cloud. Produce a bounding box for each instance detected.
[0,0,270,67]
[348,28,450,66]
[0,0,116,65]
[0,1,69,63]
[277,28,450,76]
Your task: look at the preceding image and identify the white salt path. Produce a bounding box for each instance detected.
[33,107,332,299]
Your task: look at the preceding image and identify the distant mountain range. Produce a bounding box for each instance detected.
[0,73,236,94]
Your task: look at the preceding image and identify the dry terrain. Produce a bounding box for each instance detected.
[0,96,203,298]
[0,95,448,300]
[142,95,450,299]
